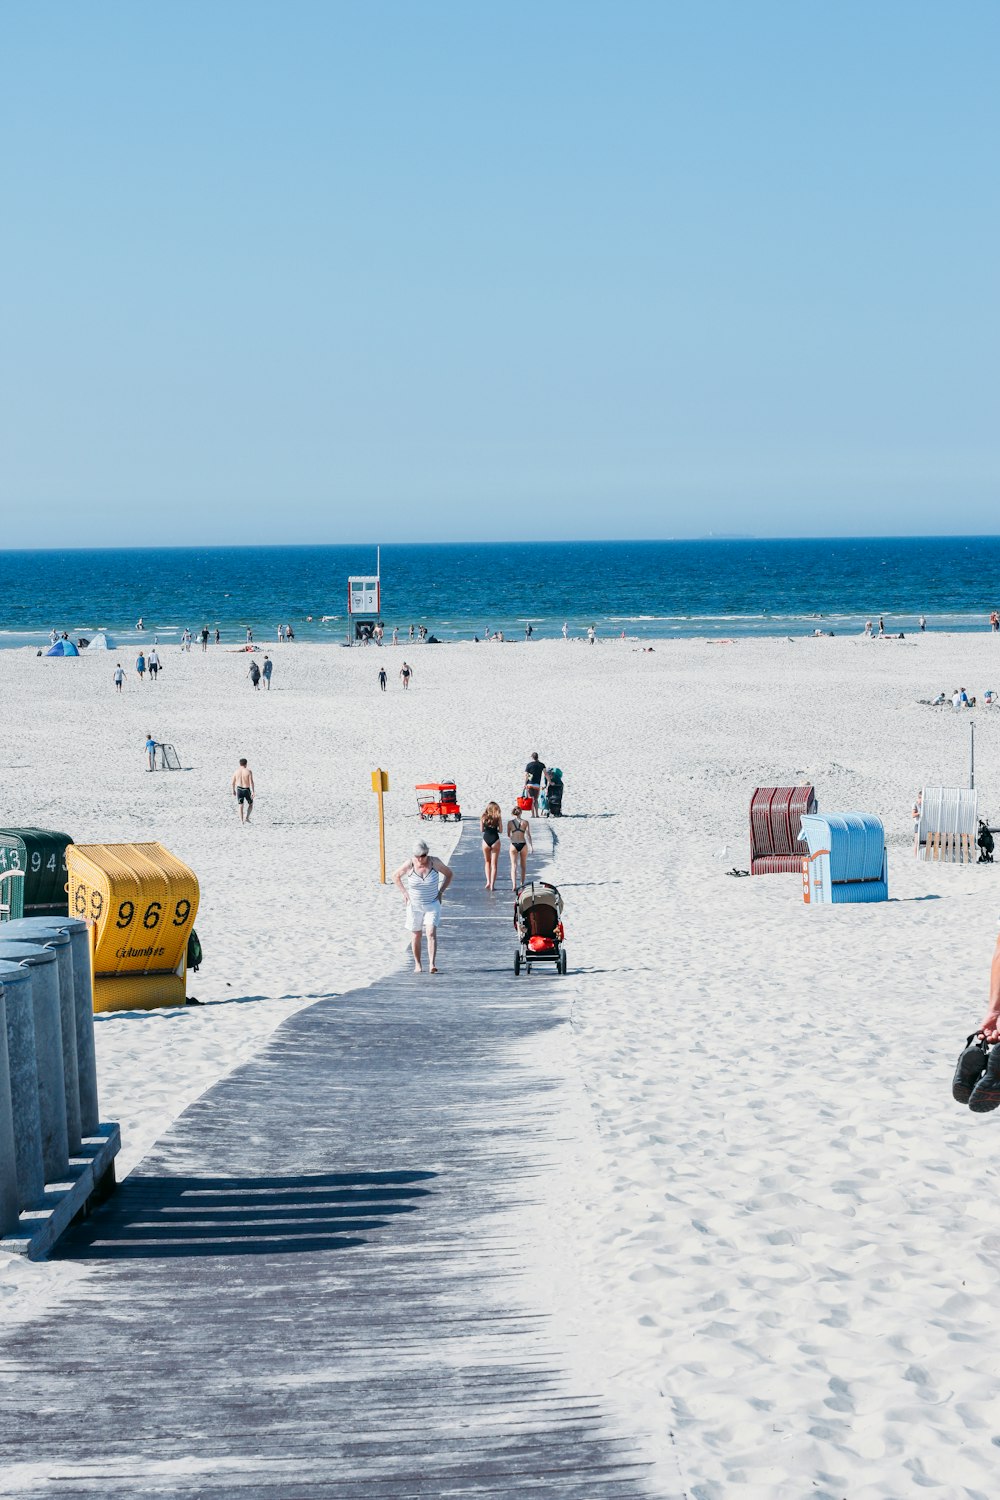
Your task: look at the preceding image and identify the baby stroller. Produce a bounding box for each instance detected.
[541,768,564,817]
[514,881,567,975]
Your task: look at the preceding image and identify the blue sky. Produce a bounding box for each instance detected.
[2,1,997,544]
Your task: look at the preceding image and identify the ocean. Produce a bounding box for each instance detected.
[1,537,999,650]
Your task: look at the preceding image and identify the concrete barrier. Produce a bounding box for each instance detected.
[3,916,97,1137]
[0,943,68,1183]
[0,961,45,1210]
[0,985,20,1234]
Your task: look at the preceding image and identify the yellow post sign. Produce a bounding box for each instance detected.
[371,769,389,883]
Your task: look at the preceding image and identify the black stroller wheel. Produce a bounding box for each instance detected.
[514,951,521,976]
[559,950,568,975]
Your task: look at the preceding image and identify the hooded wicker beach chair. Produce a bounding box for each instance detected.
[799,813,888,904]
[750,785,818,874]
[915,787,978,864]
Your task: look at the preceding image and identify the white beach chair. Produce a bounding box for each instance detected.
[915,787,978,863]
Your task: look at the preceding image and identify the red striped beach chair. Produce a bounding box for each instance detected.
[750,785,818,874]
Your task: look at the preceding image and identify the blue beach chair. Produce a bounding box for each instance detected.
[798,813,888,905]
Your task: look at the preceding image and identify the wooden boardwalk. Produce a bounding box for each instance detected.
[0,824,669,1499]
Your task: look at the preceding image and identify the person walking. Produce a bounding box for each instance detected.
[378,667,388,692]
[562,621,569,640]
[392,839,453,973]
[247,659,261,691]
[214,628,220,644]
[392,626,399,645]
[480,802,502,890]
[246,627,254,645]
[145,733,157,771]
[262,655,273,690]
[587,625,596,646]
[231,759,254,823]
[135,651,146,681]
[400,661,413,690]
[113,663,125,694]
[507,805,533,889]
[147,647,160,681]
[523,751,546,813]
[201,626,210,652]
[919,615,927,632]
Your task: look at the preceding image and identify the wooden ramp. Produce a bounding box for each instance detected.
[0,824,668,1499]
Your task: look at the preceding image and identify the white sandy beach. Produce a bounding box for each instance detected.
[2,630,1000,1496]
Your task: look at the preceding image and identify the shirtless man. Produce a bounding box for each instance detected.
[231,758,255,823]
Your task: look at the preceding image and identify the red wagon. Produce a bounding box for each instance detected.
[416,782,463,821]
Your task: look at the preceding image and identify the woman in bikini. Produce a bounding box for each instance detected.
[507,805,533,890]
[480,801,502,891]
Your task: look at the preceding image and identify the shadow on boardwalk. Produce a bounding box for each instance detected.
[62,1170,437,1259]
[0,822,670,1499]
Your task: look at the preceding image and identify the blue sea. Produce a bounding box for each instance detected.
[1,538,999,650]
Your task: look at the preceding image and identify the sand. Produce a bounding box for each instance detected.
[2,629,1000,1496]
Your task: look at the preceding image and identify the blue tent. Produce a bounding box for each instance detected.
[44,640,79,657]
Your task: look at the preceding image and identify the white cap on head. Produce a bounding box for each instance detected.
[412,839,429,856]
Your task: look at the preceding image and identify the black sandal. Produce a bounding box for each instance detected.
[953,1032,990,1104]
[968,1042,1000,1112]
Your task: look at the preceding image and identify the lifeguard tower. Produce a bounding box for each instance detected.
[347,552,381,643]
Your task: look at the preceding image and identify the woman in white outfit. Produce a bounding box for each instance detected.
[392,839,454,973]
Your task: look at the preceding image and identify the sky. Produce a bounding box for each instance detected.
[2,1,998,545]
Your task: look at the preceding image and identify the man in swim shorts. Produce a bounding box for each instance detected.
[232,758,255,823]
[524,751,546,811]
[392,838,453,973]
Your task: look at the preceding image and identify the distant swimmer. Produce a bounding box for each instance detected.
[920,615,927,631]
[587,625,596,646]
[214,628,220,644]
[136,617,144,631]
[201,626,210,652]
[378,667,387,692]
[232,758,254,823]
[562,622,569,640]
[400,661,412,690]
[246,627,254,645]
[113,663,125,694]
[392,626,399,645]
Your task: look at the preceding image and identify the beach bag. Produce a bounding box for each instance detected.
[517,796,533,811]
[186,929,202,973]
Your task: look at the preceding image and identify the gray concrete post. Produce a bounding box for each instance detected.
[1,927,81,1154]
[3,917,99,1137]
[0,943,68,1183]
[0,986,21,1234]
[0,960,45,1208]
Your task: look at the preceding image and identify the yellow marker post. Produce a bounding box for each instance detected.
[371,769,389,882]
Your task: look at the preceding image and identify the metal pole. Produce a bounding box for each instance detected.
[378,784,386,884]
[372,769,388,883]
[971,722,976,791]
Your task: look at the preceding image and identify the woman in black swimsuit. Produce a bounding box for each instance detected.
[507,805,533,890]
[480,802,502,891]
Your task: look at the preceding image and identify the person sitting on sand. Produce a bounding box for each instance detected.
[507,806,533,889]
[932,690,947,706]
[392,839,453,973]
